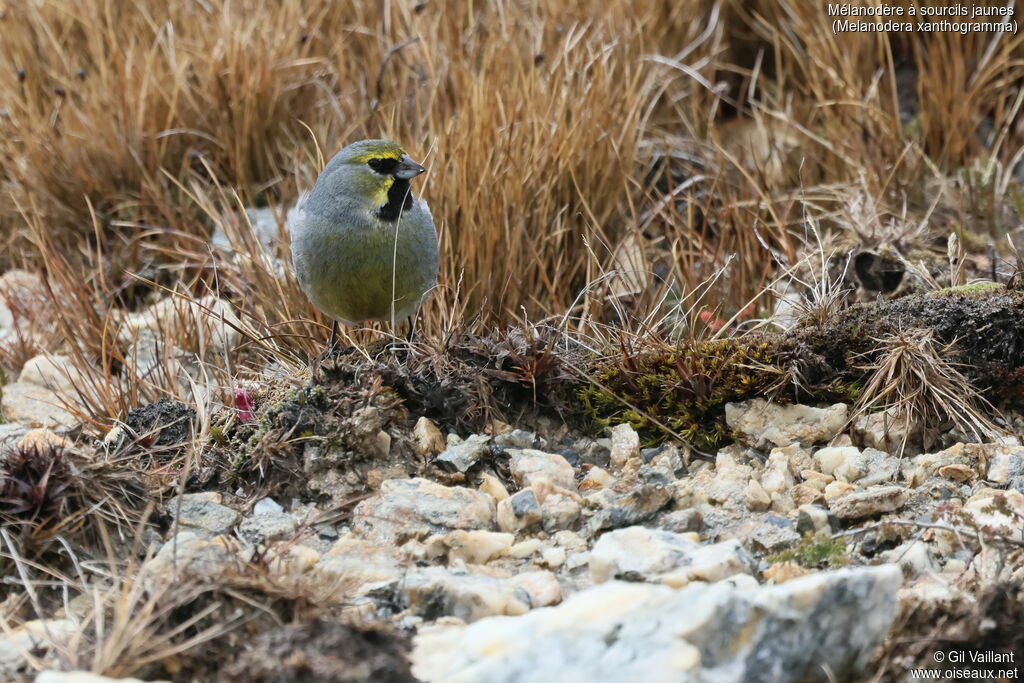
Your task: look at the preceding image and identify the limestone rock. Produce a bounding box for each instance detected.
[609,423,640,469]
[508,448,576,491]
[237,510,298,544]
[496,489,543,533]
[36,673,160,683]
[166,492,240,535]
[829,486,909,521]
[314,536,406,593]
[352,478,495,544]
[0,619,78,676]
[590,526,753,587]
[986,444,1024,483]
[725,399,847,449]
[436,433,490,472]
[384,567,531,622]
[853,408,919,454]
[19,354,87,392]
[414,416,445,456]
[0,381,77,429]
[412,566,903,683]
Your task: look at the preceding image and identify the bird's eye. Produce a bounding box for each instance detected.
[367,157,398,174]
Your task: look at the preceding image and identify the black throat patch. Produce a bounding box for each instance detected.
[376,178,413,222]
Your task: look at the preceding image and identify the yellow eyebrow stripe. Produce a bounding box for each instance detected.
[351,150,403,163]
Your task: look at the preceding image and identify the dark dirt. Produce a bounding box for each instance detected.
[212,332,584,502]
[111,396,198,456]
[219,618,415,683]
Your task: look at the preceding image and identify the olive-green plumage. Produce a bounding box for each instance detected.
[290,139,439,325]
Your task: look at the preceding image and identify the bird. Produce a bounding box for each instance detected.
[290,139,439,352]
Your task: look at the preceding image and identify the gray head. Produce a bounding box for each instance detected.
[307,139,426,221]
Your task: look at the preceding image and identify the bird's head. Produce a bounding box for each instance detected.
[312,139,426,217]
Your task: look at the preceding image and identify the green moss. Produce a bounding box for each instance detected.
[768,535,849,568]
[578,338,783,449]
[930,282,1004,297]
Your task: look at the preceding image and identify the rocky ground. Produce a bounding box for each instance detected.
[2,267,1024,682]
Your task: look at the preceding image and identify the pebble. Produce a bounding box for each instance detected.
[589,526,753,586]
[478,472,510,501]
[508,448,576,491]
[829,486,909,520]
[352,478,496,544]
[609,423,640,469]
[414,416,446,456]
[725,398,848,449]
[166,493,240,535]
[436,434,490,472]
[412,566,903,683]
[496,488,543,533]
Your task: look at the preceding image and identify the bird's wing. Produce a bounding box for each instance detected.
[286,191,310,239]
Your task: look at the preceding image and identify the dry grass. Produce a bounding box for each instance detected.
[1,1,1023,677]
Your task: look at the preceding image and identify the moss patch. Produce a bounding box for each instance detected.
[578,339,783,450]
[768,535,850,569]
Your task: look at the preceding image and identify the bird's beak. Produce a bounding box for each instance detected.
[395,154,426,179]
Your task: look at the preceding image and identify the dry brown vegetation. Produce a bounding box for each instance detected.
[1,0,1023,679]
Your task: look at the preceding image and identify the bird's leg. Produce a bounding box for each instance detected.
[313,320,339,370]
[326,319,339,354]
[405,315,418,344]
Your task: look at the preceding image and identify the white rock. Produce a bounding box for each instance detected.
[0,382,77,429]
[119,295,240,350]
[725,399,847,449]
[412,566,903,683]
[589,526,753,586]
[18,354,87,392]
[352,478,495,544]
[853,408,919,454]
[436,433,490,472]
[166,493,240,535]
[508,448,576,491]
[253,496,284,515]
[829,486,909,520]
[496,489,543,533]
[815,446,897,486]
[509,570,562,607]
[36,672,158,683]
[986,444,1024,483]
[414,416,445,456]
[0,423,28,450]
[237,510,297,544]
[0,619,78,676]
[437,530,514,564]
[879,540,937,578]
[315,536,406,593]
[390,568,531,622]
[609,423,640,469]
[962,490,1024,534]
[760,450,796,494]
[538,488,581,532]
[540,546,566,569]
[478,472,510,501]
